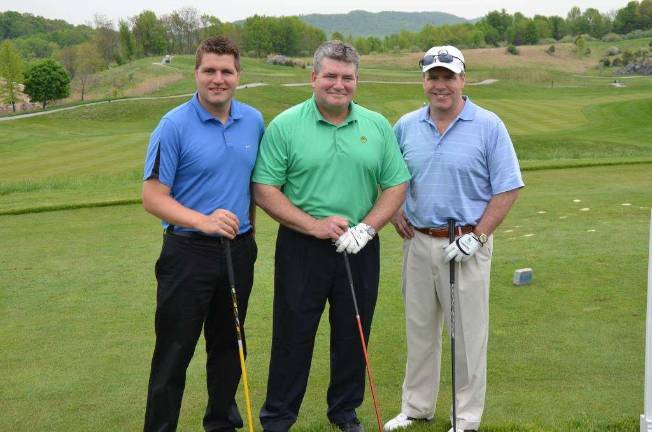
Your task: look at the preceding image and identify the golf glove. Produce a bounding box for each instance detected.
[335,223,375,254]
[444,233,482,263]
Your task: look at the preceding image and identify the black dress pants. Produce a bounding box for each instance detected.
[260,226,380,431]
[144,231,257,432]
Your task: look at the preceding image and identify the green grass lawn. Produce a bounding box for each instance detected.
[1,164,649,431]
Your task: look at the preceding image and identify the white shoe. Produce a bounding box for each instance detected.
[383,413,433,431]
[447,428,476,432]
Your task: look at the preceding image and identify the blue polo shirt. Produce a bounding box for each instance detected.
[394,97,524,228]
[143,93,264,234]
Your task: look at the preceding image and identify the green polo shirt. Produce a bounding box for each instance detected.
[252,97,410,225]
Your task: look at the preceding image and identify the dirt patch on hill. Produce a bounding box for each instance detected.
[362,44,595,74]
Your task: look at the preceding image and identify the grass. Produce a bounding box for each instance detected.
[1,46,652,431]
[1,164,649,431]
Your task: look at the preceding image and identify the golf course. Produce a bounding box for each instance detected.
[1,39,651,431]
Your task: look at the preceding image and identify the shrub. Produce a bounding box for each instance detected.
[600,57,611,67]
[559,35,575,43]
[612,57,623,66]
[506,45,519,55]
[546,45,556,55]
[539,38,557,45]
[625,29,652,39]
[607,46,620,56]
[602,33,623,42]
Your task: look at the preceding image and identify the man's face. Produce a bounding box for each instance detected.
[311,58,357,111]
[423,67,465,114]
[195,53,240,110]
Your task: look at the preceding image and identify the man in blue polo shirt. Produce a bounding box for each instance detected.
[384,46,524,432]
[141,36,263,432]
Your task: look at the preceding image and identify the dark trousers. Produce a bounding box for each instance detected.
[144,232,257,432]
[260,226,380,431]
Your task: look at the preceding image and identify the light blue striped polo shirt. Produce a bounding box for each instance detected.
[394,96,524,228]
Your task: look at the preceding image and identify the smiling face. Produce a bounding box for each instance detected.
[195,53,240,114]
[311,57,358,113]
[423,67,465,116]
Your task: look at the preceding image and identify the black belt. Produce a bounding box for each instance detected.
[165,226,252,242]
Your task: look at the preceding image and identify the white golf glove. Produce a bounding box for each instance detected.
[444,233,482,263]
[335,223,375,254]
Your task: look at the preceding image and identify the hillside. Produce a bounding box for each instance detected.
[298,10,469,37]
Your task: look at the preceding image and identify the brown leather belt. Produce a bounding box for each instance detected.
[415,225,474,238]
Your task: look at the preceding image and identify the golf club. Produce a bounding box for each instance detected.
[224,239,255,432]
[342,252,383,432]
[447,219,457,432]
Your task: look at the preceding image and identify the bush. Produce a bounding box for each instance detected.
[624,29,652,39]
[559,35,575,43]
[546,45,556,55]
[612,57,623,67]
[539,38,557,45]
[607,46,620,56]
[585,48,591,55]
[650,39,652,47]
[602,33,623,42]
[506,45,519,55]
[600,57,611,67]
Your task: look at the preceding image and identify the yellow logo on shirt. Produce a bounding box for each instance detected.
[360,136,368,144]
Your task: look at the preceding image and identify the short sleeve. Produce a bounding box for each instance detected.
[252,120,288,186]
[487,119,524,194]
[143,118,180,187]
[379,117,411,190]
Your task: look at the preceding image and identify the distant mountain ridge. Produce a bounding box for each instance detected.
[298,10,471,37]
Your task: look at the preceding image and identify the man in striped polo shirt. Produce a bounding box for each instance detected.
[384,45,524,432]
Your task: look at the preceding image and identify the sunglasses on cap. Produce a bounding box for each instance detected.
[419,52,466,69]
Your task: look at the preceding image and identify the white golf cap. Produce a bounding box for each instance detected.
[420,45,465,74]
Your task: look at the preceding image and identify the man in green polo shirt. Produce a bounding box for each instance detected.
[253,40,410,432]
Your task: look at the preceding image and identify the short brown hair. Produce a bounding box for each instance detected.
[195,36,241,71]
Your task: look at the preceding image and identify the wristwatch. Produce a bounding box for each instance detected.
[473,232,488,246]
[364,224,377,238]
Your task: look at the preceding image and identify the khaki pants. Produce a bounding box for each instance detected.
[400,230,492,431]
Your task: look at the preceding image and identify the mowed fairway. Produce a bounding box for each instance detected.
[1,47,651,431]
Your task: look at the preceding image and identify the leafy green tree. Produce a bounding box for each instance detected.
[614,1,639,33]
[242,15,274,56]
[332,32,345,41]
[0,40,25,112]
[23,59,70,109]
[118,20,135,62]
[533,15,552,39]
[548,16,567,40]
[14,35,58,59]
[131,11,168,56]
[483,9,512,40]
[524,20,539,44]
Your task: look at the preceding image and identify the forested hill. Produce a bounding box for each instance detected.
[298,10,471,37]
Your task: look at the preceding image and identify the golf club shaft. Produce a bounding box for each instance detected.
[225,240,255,432]
[447,219,457,432]
[343,252,383,432]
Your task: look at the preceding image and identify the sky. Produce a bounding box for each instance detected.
[0,0,633,26]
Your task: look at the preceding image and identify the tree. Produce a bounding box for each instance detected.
[92,14,118,64]
[131,10,168,56]
[75,42,104,101]
[23,59,70,109]
[614,1,639,33]
[56,46,78,78]
[0,40,25,112]
[118,20,135,62]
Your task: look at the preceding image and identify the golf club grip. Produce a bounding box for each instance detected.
[448,219,456,284]
[342,253,361,315]
[224,239,235,286]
